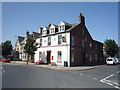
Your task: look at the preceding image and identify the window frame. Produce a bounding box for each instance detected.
[40,38,42,46]
[48,37,51,46]
[57,51,62,61]
[58,35,62,45]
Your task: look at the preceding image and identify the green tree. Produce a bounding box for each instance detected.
[104,39,119,57]
[24,37,37,64]
[1,40,13,57]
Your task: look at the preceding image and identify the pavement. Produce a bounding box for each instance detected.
[8,61,106,71]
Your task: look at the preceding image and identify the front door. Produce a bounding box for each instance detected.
[47,51,51,64]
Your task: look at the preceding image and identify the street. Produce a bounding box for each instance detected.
[2,63,120,89]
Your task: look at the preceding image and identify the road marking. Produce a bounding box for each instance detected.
[102,74,114,80]
[106,82,114,86]
[85,75,90,78]
[112,82,119,86]
[92,77,98,80]
[117,71,120,74]
[80,73,83,75]
[114,86,120,89]
[0,70,5,75]
[100,73,120,89]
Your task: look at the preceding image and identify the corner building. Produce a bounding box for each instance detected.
[34,13,104,67]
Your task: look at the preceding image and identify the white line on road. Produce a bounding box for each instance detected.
[92,77,98,80]
[102,74,114,81]
[100,73,120,89]
[0,70,5,75]
[85,75,90,78]
[112,82,119,86]
[117,71,120,74]
[79,74,84,76]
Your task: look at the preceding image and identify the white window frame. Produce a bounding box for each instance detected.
[58,35,62,45]
[48,37,51,46]
[40,39,42,46]
[57,51,62,61]
[71,36,74,45]
[39,52,42,60]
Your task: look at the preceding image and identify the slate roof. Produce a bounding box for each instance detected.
[32,32,41,39]
[17,36,25,44]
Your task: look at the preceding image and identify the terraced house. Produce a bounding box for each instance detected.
[34,13,104,67]
[15,31,40,61]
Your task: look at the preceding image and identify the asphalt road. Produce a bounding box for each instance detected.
[2,63,120,89]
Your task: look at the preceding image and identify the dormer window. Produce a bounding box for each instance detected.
[42,30,47,35]
[59,25,65,31]
[42,27,48,35]
[50,28,55,33]
[49,24,58,34]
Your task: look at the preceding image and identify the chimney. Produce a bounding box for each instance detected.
[79,13,85,24]
[26,31,29,36]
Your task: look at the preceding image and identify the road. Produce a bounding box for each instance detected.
[2,63,120,89]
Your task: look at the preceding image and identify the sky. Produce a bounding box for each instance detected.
[2,2,118,47]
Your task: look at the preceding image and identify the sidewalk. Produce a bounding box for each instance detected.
[10,61,105,71]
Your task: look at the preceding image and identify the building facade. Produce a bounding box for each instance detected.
[34,13,104,67]
[15,31,40,61]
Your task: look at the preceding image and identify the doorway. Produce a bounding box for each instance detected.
[46,51,51,64]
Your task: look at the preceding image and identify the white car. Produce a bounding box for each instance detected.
[106,57,117,65]
[116,58,120,64]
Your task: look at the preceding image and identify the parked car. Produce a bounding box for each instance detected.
[1,57,10,62]
[106,57,117,65]
[116,58,120,64]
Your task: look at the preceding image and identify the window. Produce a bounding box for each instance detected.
[82,39,85,47]
[25,54,26,59]
[58,51,62,61]
[50,28,54,33]
[100,46,103,51]
[89,54,92,62]
[48,37,51,46]
[86,53,87,58]
[82,29,84,35]
[95,44,97,50]
[95,54,98,61]
[90,41,92,48]
[71,52,74,62]
[59,25,65,31]
[39,52,42,60]
[62,36,66,42]
[85,37,87,43]
[71,36,74,45]
[40,39,42,46]
[58,35,62,45]
[42,30,47,35]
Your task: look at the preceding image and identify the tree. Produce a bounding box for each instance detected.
[24,37,37,64]
[104,39,119,57]
[0,40,13,57]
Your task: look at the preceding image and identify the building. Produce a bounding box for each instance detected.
[15,31,40,61]
[34,13,104,67]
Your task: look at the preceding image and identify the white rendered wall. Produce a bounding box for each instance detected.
[35,32,70,67]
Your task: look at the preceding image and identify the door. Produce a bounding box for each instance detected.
[46,51,51,64]
[82,53,86,64]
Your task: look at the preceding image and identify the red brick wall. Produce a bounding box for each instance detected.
[70,23,104,66]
